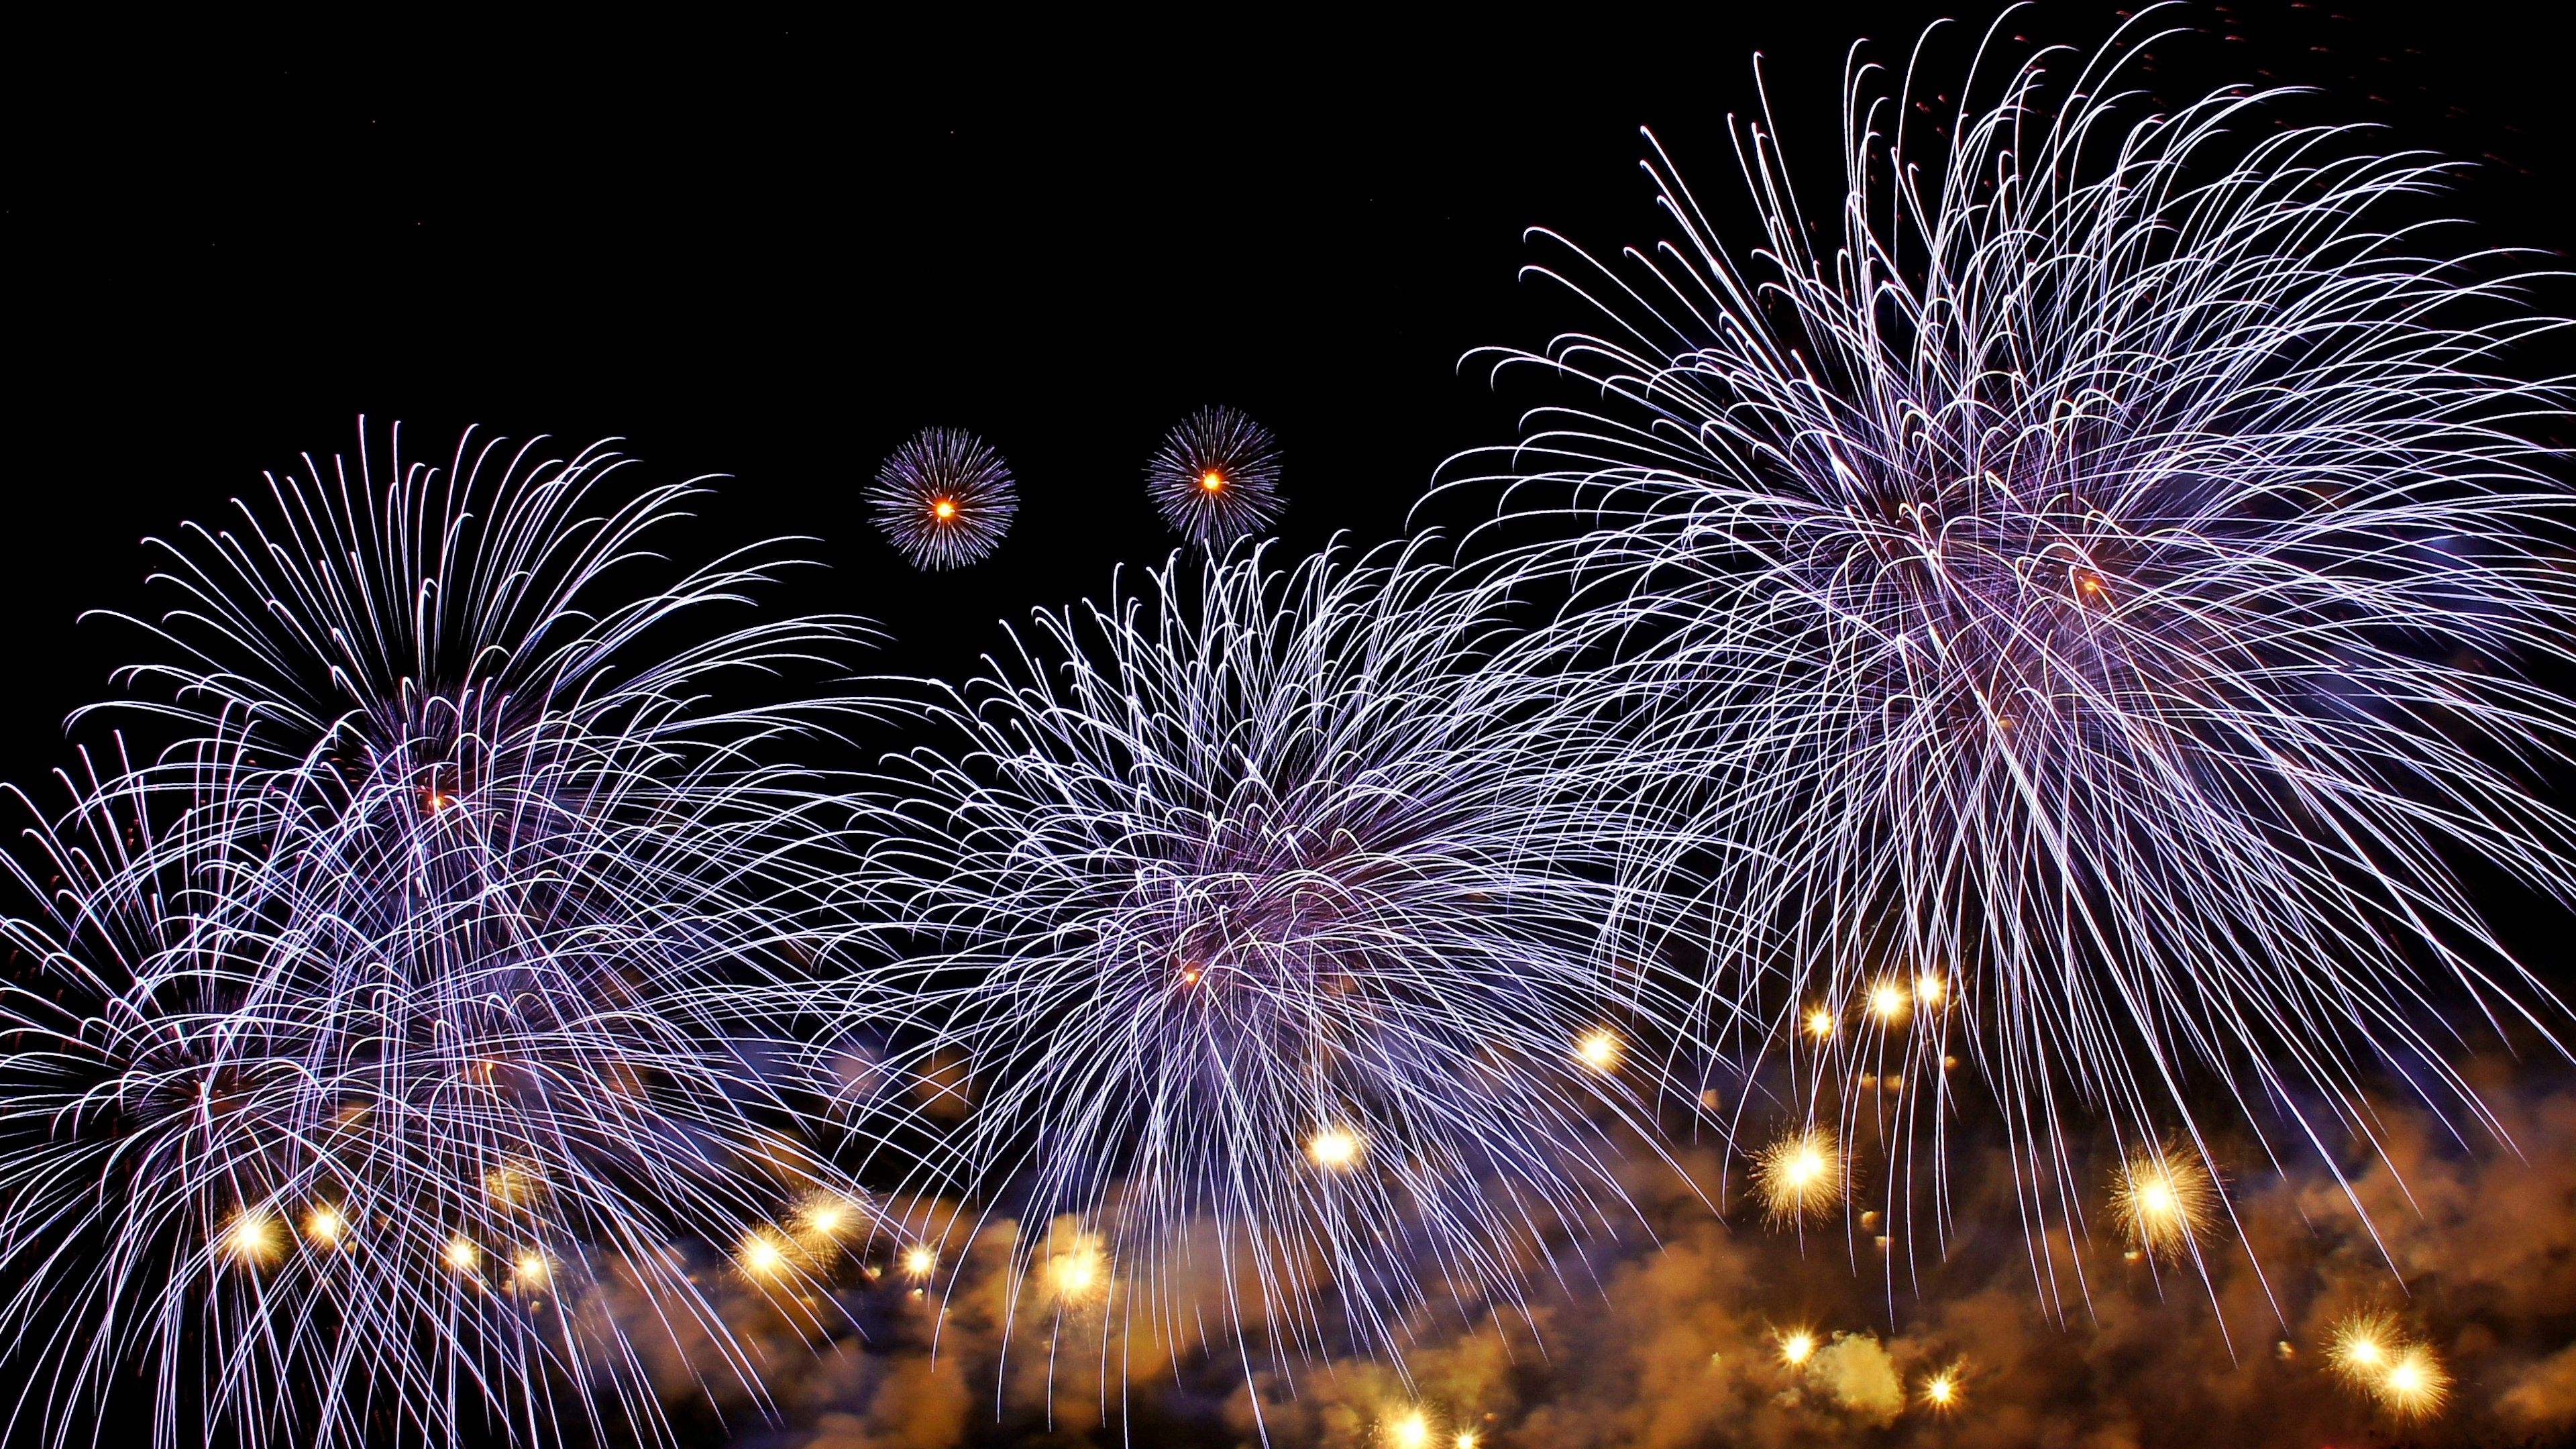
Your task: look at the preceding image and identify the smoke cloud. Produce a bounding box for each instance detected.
[722,1069,2576,1447]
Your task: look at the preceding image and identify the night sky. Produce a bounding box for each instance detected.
[11,5,2576,1446]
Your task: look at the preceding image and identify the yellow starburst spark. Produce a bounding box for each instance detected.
[1778,1329,1816,1366]
[1753,1128,1847,1224]
[1387,1411,1430,1449]
[1575,1030,1621,1072]
[1915,973,1945,1005]
[2328,1308,2401,1385]
[901,1245,937,1279]
[222,1210,278,1265]
[1805,1007,1836,1039]
[1307,1126,1361,1169]
[1869,982,1908,1020]
[443,1236,478,1272]
[1921,1367,1961,1410]
[1049,1242,1104,1299]
[514,1251,549,1287]
[2108,1146,2217,1258]
[740,1232,788,1278]
[800,1195,859,1238]
[303,1205,345,1246]
[2377,1344,2449,1418]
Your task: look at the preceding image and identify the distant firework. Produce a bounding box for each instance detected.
[852,538,1687,1367]
[868,426,1017,568]
[1146,405,1283,545]
[1444,11,2576,1279]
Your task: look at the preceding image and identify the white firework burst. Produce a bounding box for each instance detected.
[1442,14,2576,1286]
[0,425,911,1448]
[850,538,1690,1372]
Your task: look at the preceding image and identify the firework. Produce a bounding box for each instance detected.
[2326,1309,2450,1417]
[1752,1129,1846,1226]
[1776,1329,1817,1367]
[851,537,1687,1368]
[1919,1366,1962,1412]
[0,427,909,1448]
[2376,1344,2451,1418]
[1145,405,1285,547]
[867,426,1017,568]
[1443,13,2576,1276]
[2108,1147,2218,1260]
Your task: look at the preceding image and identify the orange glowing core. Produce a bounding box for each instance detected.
[931,498,957,521]
[1199,471,1225,492]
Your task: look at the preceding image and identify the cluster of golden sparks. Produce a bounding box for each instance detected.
[1805,971,1949,1043]
[211,1019,2462,1436]
[222,1180,957,1314]
[1752,1128,1848,1224]
[2328,1309,2451,1418]
[1776,1330,1965,1413]
[2108,1146,2219,1259]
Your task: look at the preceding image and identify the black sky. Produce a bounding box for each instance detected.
[11,3,2573,777]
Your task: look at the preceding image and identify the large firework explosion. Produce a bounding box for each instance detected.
[865,427,1018,570]
[1439,11,2576,1290]
[0,428,910,1448]
[848,538,1694,1377]
[1145,405,1286,547]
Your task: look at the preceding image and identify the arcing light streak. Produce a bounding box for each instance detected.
[1440,7,2576,1287]
[0,426,908,1448]
[852,538,1690,1371]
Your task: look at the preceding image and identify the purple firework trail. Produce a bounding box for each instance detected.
[1438,9,2576,1299]
[0,426,915,1448]
[849,537,1695,1385]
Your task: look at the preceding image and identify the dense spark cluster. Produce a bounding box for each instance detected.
[0,428,896,1448]
[2327,1309,2450,1417]
[2107,1147,2219,1260]
[1750,1128,1847,1226]
[1146,405,1285,547]
[1445,11,2576,1275]
[851,538,1684,1364]
[867,427,1018,569]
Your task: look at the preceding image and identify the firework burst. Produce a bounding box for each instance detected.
[1146,405,1285,547]
[851,538,1688,1368]
[867,427,1017,569]
[2108,1146,2218,1262]
[1,425,908,1448]
[1751,1127,1847,1226]
[1444,12,2576,1281]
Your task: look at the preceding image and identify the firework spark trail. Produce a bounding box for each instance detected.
[0,425,922,1448]
[1434,7,2576,1304]
[847,537,1703,1390]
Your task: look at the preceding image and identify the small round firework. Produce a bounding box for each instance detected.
[1144,405,1283,545]
[867,427,1016,569]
